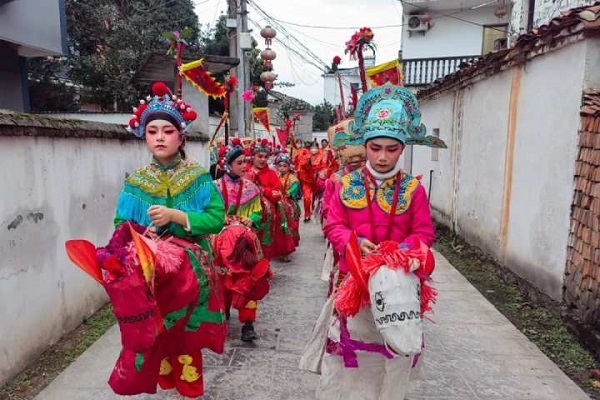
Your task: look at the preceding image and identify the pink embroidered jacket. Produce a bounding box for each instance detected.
[324,167,435,272]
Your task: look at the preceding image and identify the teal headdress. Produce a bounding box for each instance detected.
[344,83,446,148]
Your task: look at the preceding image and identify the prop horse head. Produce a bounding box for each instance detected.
[334,234,436,355]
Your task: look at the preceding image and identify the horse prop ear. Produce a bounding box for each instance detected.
[346,232,368,292]
[65,240,103,284]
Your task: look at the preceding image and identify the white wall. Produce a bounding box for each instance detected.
[413,41,589,300]
[402,7,508,59]
[0,130,208,385]
[504,42,585,298]
[0,0,64,56]
[323,72,361,109]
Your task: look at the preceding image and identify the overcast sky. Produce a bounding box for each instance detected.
[194,0,405,105]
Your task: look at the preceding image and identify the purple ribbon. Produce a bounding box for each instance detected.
[329,316,396,368]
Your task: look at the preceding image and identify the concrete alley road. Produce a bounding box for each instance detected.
[36,221,591,400]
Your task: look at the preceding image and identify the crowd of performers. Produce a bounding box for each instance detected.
[64,81,346,398]
[65,57,446,399]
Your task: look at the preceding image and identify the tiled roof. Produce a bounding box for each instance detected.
[581,90,600,117]
[418,2,600,99]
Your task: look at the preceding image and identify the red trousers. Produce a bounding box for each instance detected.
[158,351,204,398]
[300,182,313,218]
[223,287,258,322]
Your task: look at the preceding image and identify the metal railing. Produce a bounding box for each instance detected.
[403,55,480,86]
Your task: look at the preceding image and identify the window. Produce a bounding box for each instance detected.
[482,24,508,55]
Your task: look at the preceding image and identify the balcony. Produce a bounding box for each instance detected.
[403,55,480,87]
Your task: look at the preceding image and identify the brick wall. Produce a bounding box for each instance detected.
[564,90,600,333]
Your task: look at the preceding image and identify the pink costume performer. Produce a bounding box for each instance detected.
[320,122,366,293]
[300,84,447,400]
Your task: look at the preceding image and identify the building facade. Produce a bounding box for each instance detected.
[400,0,510,87]
[0,0,66,111]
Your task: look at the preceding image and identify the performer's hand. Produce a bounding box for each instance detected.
[148,205,172,227]
[272,190,282,198]
[241,218,253,227]
[360,239,377,257]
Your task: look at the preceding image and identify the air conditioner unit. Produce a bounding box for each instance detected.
[407,15,430,32]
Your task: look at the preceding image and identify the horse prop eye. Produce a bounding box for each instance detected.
[374,291,385,312]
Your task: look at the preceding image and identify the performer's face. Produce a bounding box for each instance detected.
[366,138,405,173]
[145,120,183,165]
[229,155,246,177]
[253,152,268,169]
[277,162,290,174]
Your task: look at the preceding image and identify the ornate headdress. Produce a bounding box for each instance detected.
[127,82,197,138]
[252,138,273,155]
[352,83,447,148]
[217,137,245,169]
[274,152,292,166]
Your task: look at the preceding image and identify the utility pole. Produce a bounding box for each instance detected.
[227,0,239,136]
[235,0,248,137]
[240,0,252,138]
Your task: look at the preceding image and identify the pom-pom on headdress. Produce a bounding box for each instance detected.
[217,137,246,169]
[127,82,198,138]
[252,138,273,156]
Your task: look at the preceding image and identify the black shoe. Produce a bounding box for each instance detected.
[303,218,311,223]
[241,322,258,342]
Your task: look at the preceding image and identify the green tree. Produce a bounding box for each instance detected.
[31,0,200,111]
[198,13,229,56]
[28,57,79,112]
[312,100,335,131]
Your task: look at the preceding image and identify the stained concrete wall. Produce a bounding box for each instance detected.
[0,114,208,385]
[412,41,589,300]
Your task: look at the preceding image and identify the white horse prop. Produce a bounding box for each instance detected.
[303,235,436,400]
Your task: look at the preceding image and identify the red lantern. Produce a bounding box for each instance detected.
[261,48,277,62]
[260,70,276,90]
[260,26,277,47]
[494,6,507,18]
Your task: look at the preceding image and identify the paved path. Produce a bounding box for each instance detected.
[35,222,590,400]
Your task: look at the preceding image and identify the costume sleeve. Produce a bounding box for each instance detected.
[323,182,353,255]
[261,170,283,203]
[248,196,263,226]
[170,182,225,237]
[113,181,153,229]
[287,180,301,199]
[402,184,435,248]
[321,178,336,219]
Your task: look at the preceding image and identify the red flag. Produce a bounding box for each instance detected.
[365,59,403,87]
[252,107,271,134]
[276,127,289,147]
[180,59,227,98]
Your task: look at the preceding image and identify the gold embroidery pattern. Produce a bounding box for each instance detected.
[178,354,201,382]
[160,358,173,376]
[126,159,206,197]
[340,169,420,214]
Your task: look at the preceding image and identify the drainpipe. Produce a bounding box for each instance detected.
[428,169,433,200]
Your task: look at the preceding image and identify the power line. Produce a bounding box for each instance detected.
[247,0,330,71]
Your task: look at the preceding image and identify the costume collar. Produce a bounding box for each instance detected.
[225,171,241,181]
[152,154,183,171]
[365,159,403,182]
